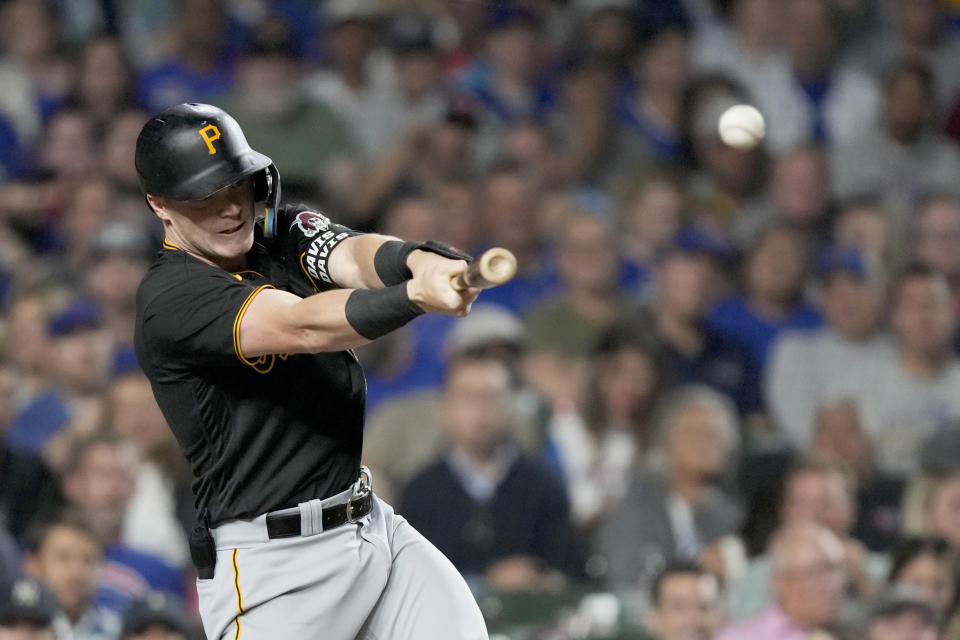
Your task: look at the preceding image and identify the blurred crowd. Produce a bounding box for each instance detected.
[2,0,960,638]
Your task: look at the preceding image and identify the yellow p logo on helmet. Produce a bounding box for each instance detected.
[198,124,221,154]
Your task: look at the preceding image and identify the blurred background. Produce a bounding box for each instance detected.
[2,0,960,639]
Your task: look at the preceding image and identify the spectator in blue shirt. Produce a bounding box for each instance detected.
[709,225,822,372]
[649,228,763,418]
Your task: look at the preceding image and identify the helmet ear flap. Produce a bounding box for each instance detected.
[259,164,281,237]
[252,168,269,202]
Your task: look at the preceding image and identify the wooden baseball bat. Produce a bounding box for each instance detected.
[450,248,518,291]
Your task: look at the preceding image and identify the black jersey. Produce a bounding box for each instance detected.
[134,211,365,525]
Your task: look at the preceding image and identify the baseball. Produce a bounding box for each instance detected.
[718,104,765,150]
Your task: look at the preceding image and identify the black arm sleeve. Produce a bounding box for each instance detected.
[276,205,362,296]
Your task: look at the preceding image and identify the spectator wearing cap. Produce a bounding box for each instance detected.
[845,265,960,476]
[363,305,546,505]
[107,371,192,569]
[6,300,114,468]
[708,225,821,375]
[647,228,761,417]
[82,222,156,349]
[645,561,724,640]
[594,385,743,590]
[399,356,581,592]
[306,0,395,160]
[60,432,185,616]
[523,214,640,405]
[717,523,848,640]
[868,588,940,640]
[23,511,122,640]
[766,248,892,448]
[832,61,960,221]
[213,15,356,203]
[544,326,664,528]
[0,576,63,640]
[121,591,189,640]
[0,363,63,543]
[136,0,240,114]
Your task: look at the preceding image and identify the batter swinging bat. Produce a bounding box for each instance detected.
[450,248,518,291]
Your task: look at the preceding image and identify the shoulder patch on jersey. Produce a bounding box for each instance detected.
[292,210,330,238]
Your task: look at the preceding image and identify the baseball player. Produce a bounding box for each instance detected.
[132,103,487,639]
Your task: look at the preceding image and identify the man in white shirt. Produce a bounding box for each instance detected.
[766,249,891,447]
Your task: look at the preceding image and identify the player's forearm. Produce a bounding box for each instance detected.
[328,234,400,290]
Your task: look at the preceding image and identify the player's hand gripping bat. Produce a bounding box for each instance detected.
[449,248,518,291]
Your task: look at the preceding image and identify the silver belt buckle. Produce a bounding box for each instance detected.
[346,467,372,523]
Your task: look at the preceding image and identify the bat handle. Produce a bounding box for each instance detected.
[450,248,518,291]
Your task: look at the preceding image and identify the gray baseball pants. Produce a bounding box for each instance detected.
[196,484,488,639]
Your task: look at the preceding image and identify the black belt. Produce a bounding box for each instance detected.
[265,491,373,539]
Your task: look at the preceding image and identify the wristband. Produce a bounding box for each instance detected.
[345,284,424,340]
[374,240,474,286]
[373,241,419,286]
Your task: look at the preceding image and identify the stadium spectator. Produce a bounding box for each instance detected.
[6,300,113,467]
[716,522,848,640]
[546,326,664,528]
[867,588,940,640]
[852,265,960,476]
[605,22,690,188]
[731,145,831,250]
[69,35,138,129]
[911,195,960,301]
[727,458,886,621]
[594,385,743,590]
[0,364,62,542]
[136,0,237,114]
[214,16,356,203]
[886,537,959,636]
[766,249,891,447]
[649,229,761,417]
[832,197,901,273]
[399,356,580,591]
[23,511,121,639]
[616,168,686,290]
[708,225,821,372]
[60,433,184,613]
[306,0,388,160]
[644,561,724,640]
[364,305,545,505]
[2,286,68,406]
[831,62,960,219]
[524,214,637,403]
[120,591,188,640]
[769,0,880,148]
[0,576,62,640]
[810,400,905,551]
[106,371,191,569]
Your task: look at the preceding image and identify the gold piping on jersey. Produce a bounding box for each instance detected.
[232,269,265,280]
[232,284,277,373]
[162,239,179,250]
[232,548,244,639]
[298,252,321,292]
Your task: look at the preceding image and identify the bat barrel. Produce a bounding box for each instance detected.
[451,248,518,291]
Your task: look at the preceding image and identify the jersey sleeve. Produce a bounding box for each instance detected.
[276,205,362,296]
[139,263,275,370]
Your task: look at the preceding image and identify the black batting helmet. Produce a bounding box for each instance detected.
[135,103,282,236]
